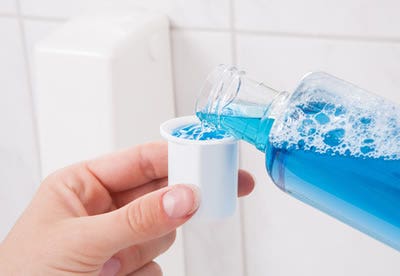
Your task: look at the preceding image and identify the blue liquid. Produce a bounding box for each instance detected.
[196,112,274,150]
[172,123,231,140]
[197,108,400,251]
[266,143,400,251]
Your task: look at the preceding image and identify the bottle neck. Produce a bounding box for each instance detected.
[253,91,290,151]
[196,65,286,152]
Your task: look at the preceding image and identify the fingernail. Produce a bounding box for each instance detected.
[163,185,200,218]
[99,257,121,276]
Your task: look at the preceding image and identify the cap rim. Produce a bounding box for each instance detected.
[160,116,237,145]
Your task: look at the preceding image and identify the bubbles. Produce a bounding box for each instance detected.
[297,101,326,114]
[334,106,346,116]
[270,82,400,160]
[297,139,306,149]
[172,123,231,141]
[360,117,373,124]
[360,145,375,154]
[323,128,345,147]
[298,119,317,137]
[363,138,374,144]
[315,113,330,124]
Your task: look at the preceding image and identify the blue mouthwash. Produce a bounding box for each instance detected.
[196,65,400,251]
[172,122,231,140]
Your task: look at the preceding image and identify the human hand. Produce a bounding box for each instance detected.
[0,142,254,276]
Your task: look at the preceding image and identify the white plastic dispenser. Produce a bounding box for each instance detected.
[160,116,239,221]
[35,9,174,177]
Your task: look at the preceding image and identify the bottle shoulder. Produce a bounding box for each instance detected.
[300,71,332,82]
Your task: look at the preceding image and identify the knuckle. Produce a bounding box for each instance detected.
[40,164,84,190]
[127,198,159,237]
[137,145,158,180]
[130,245,144,265]
[148,262,163,276]
[40,169,63,189]
[157,231,176,256]
[166,231,176,247]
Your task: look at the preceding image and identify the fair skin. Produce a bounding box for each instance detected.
[0,142,254,276]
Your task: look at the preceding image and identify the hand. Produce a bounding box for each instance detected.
[0,141,254,276]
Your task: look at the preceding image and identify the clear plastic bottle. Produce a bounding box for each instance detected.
[196,64,400,251]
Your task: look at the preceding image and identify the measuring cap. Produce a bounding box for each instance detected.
[160,116,239,220]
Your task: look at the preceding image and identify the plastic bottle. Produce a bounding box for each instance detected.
[196,64,400,251]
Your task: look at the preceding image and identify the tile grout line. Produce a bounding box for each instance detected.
[0,12,67,22]
[3,12,400,44]
[168,27,179,119]
[181,227,190,276]
[229,1,238,66]
[14,0,43,181]
[235,29,400,44]
[229,2,248,276]
[168,25,189,276]
[171,26,231,33]
[21,14,68,22]
[171,26,400,44]
[0,11,17,18]
[4,12,400,44]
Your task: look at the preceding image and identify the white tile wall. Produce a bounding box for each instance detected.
[0,17,40,240]
[19,0,102,19]
[236,34,400,104]
[0,0,16,14]
[2,1,400,275]
[171,30,232,115]
[182,214,244,276]
[20,0,231,28]
[234,0,400,38]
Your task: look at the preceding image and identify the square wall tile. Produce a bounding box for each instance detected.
[20,0,104,19]
[0,17,40,239]
[182,213,244,276]
[134,0,231,28]
[0,0,16,13]
[237,34,400,276]
[20,0,230,28]
[236,34,400,104]
[171,30,232,116]
[235,0,400,38]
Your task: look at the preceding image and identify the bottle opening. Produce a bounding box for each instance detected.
[196,64,280,122]
[195,64,281,151]
[195,64,243,122]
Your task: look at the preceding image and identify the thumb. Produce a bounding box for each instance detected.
[77,184,200,253]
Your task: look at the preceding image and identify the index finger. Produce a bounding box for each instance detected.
[86,141,168,192]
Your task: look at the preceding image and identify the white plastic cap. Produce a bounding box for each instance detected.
[160,116,239,221]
